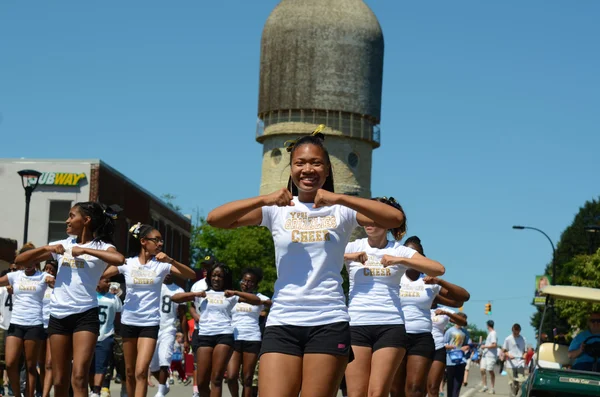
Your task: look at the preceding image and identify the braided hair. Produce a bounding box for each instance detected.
[372,197,407,241]
[286,129,335,195]
[73,202,122,244]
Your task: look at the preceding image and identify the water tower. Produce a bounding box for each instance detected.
[256,0,384,197]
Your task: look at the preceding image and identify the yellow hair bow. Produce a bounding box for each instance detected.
[284,124,327,153]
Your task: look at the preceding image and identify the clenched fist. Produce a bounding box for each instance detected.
[265,188,294,207]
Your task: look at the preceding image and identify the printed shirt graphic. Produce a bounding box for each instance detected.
[42,287,53,328]
[119,257,172,326]
[7,270,51,326]
[400,274,441,334]
[197,290,239,336]
[159,283,185,333]
[191,278,208,330]
[483,330,498,358]
[49,238,115,319]
[444,326,470,366]
[0,287,12,330]
[503,334,527,368]
[97,292,122,341]
[232,292,270,341]
[261,198,358,327]
[431,308,455,350]
[345,238,416,326]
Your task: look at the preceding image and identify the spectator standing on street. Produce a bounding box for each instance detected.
[502,323,527,397]
[479,320,498,394]
[444,313,470,397]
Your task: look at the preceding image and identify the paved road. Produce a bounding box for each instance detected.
[107,364,514,397]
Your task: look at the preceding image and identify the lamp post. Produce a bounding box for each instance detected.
[512,225,556,284]
[584,225,600,255]
[17,169,42,243]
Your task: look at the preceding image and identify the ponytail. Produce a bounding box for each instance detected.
[127,222,156,257]
[73,202,122,244]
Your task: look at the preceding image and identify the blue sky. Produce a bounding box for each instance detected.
[1,1,599,343]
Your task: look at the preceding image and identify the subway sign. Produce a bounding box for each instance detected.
[28,172,87,187]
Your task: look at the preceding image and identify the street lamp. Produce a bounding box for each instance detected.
[17,169,42,243]
[512,225,556,283]
[584,225,600,254]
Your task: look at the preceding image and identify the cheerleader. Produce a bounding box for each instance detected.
[226,268,271,397]
[343,198,445,397]
[101,223,195,397]
[206,129,405,397]
[15,202,125,397]
[40,259,58,397]
[0,243,53,397]
[391,236,470,397]
[172,263,261,397]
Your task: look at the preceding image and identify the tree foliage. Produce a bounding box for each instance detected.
[531,198,600,333]
[466,323,488,343]
[552,249,600,333]
[191,218,277,297]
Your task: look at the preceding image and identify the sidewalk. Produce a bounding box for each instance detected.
[459,365,512,397]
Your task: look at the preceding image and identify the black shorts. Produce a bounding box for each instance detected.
[120,324,159,339]
[7,324,46,340]
[260,321,351,358]
[234,340,261,355]
[406,332,436,359]
[433,347,447,363]
[48,307,100,336]
[197,334,234,348]
[350,324,407,352]
[191,329,200,354]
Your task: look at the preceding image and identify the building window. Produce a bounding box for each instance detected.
[348,152,359,168]
[48,201,73,243]
[271,148,282,166]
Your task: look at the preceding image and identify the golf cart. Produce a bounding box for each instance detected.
[521,285,600,397]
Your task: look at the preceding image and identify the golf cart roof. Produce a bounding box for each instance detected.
[541,285,600,303]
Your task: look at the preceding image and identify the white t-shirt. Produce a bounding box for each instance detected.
[503,334,526,368]
[119,257,172,326]
[483,330,498,358]
[191,278,208,330]
[97,292,122,341]
[197,290,239,336]
[261,198,358,326]
[7,270,51,326]
[49,238,115,319]
[0,287,12,330]
[232,292,270,341]
[431,308,455,350]
[345,239,415,326]
[42,288,53,328]
[400,274,441,334]
[159,283,185,333]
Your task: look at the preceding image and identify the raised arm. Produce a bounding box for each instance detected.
[431,278,470,302]
[381,253,445,276]
[102,266,121,280]
[0,275,9,288]
[154,253,195,280]
[72,246,124,267]
[172,291,205,304]
[443,311,468,327]
[314,190,404,229]
[207,189,293,229]
[15,244,63,267]
[224,290,262,305]
[434,295,465,308]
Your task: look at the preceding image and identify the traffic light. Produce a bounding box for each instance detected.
[485,302,492,315]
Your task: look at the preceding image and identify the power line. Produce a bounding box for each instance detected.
[468,296,531,302]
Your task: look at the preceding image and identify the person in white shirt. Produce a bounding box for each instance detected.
[225,268,271,397]
[15,201,125,397]
[173,263,262,397]
[149,274,187,397]
[0,267,15,397]
[207,130,405,397]
[502,323,527,397]
[343,199,446,397]
[391,237,471,397]
[0,243,53,397]
[90,276,123,397]
[102,223,195,397]
[427,306,468,397]
[480,320,498,394]
[39,260,58,397]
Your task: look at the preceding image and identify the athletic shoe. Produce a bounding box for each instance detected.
[114,375,121,384]
[183,378,192,386]
[101,387,111,397]
[90,392,100,397]
[481,386,488,392]
[192,392,199,397]
[488,389,495,394]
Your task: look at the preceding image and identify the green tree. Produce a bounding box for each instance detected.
[552,249,600,334]
[160,193,182,213]
[466,323,488,343]
[191,218,277,297]
[531,198,600,333]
